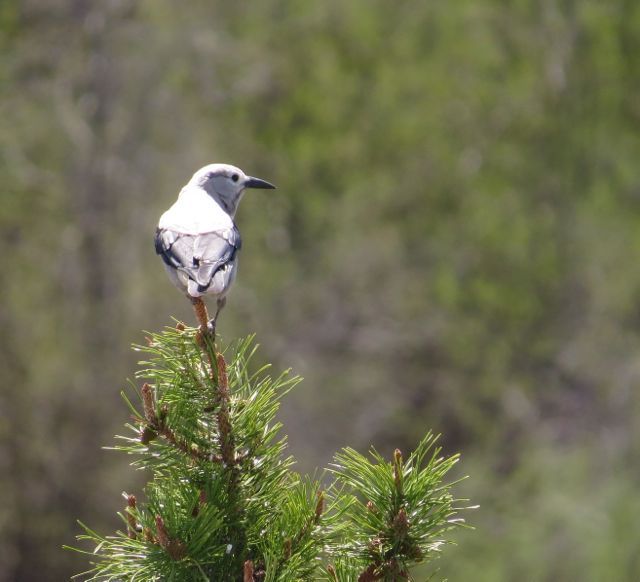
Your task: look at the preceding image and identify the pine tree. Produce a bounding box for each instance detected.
[68,323,472,581]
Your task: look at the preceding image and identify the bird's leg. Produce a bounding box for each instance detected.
[208,297,226,335]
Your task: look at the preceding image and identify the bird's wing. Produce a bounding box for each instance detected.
[155,226,241,291]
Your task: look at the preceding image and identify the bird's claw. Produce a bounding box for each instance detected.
[195,319,216,348]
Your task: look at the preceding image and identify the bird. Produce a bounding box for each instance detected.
[155,163,276,338]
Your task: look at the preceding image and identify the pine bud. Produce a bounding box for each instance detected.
[314,490,325,524]
[405,544,423,560]
[155,516,185,560]
[159,404,168,426]
[167,539,186,560]
[141,383,156,425]
[143,527,156,544]
[244,560,254,582]
[140,426,157,445]
[155,516,170,549]
[393,508,409,537]
[125,494,137,539]
[327,565,338,581]
[176,321,186,332]
[192,489,207,517]
[358,564,380,582]
[393,449,403,491]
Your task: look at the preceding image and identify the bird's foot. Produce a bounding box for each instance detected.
[195,320,216,348]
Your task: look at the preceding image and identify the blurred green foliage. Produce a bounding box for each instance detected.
[1,0,639,580]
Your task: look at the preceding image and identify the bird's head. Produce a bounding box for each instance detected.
[189,163,276,216]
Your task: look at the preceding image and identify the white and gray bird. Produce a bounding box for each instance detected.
[155,163,275,334]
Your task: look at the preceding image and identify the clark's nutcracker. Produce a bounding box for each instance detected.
[155,163,275,335]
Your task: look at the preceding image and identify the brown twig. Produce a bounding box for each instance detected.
[140,383,220,463]
[189,297,223,390]
[191,297,210,330]
[215,353,235,465]
[393,508,409,538]
[210,352,248,565]
[158,423,212,462]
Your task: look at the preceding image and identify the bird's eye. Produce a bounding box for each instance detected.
[231,174,239,182]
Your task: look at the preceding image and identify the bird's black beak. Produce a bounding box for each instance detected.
[245,176,276,189]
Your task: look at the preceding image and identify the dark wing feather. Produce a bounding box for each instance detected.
[154,226,241,291]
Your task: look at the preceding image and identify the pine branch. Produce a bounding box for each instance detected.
[69,329,472,581]
[140,382,219,463]
[327,433,472,580]
[214,353,235,466]
[155,515,187,560]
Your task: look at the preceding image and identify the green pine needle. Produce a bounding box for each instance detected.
[70,329,473,580]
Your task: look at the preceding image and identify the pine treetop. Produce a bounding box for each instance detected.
[68,325,473,581]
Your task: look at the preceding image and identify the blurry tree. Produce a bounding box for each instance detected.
[1,0,639,579]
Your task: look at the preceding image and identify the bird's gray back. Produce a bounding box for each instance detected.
[154,226,241,298]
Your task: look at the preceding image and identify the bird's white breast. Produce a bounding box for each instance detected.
[158,186,234,234]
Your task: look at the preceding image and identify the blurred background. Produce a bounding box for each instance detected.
[1,0,640,580]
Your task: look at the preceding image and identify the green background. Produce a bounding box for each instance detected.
[1,1,640,579]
